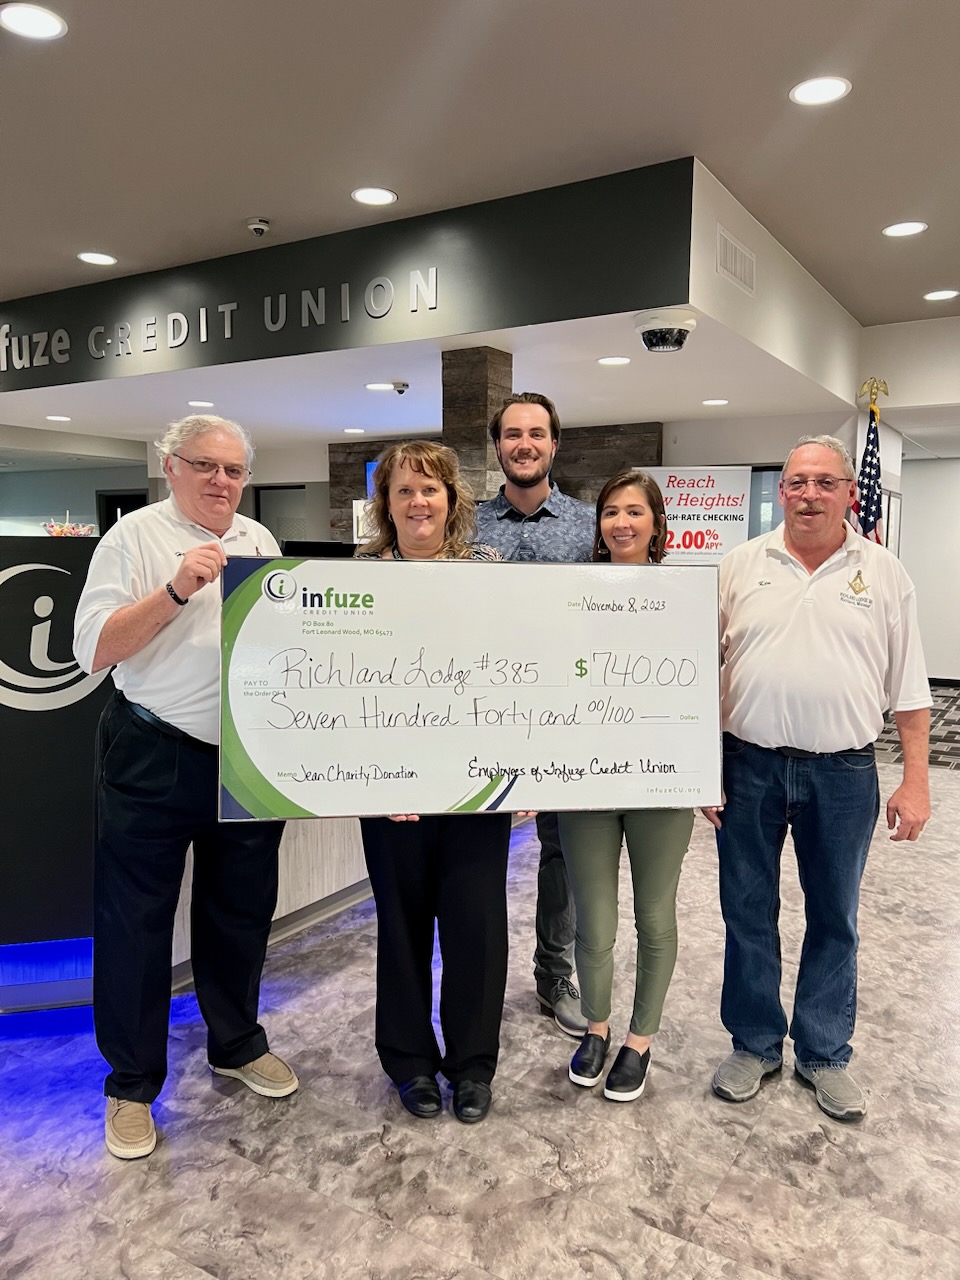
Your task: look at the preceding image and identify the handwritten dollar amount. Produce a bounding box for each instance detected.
[575,650,698,687]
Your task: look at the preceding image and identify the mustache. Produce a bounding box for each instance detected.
[797,503,825,514]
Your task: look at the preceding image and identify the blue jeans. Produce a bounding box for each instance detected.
[716,733,879,1069]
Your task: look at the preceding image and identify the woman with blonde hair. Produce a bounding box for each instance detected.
[357,440,507,1124]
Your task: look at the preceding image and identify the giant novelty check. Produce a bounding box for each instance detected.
[220,558,722,819]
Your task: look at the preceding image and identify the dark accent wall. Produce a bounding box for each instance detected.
[0,539,113,944]
[328,421,664,541]
[552,423,663,505]
[328,437,430,543]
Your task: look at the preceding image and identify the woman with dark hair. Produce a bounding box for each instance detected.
[356,440,510,1125]
[558,470,695,1102]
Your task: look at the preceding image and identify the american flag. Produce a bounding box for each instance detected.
[850,405,884,543]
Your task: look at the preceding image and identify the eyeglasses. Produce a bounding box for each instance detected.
[171,453,249,481]
[783,475,850,495]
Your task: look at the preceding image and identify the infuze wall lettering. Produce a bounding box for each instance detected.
[1,269,439,373]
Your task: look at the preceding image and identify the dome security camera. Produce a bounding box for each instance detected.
[634,309,698,353]
[393,381,409,395]
[247,218,270,237]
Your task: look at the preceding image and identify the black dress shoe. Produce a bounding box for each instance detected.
[452,1079,492,1124]
[569,1030,611,1087]
[603,1046,650,1102]
[397,1076,442,1119]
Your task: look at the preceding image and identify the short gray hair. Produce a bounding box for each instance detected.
[782,434,855,481]
[154,414,255,489]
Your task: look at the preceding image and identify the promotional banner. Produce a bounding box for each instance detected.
[220,558,722,820]
[646,467,751,563]
[0,538,112,945]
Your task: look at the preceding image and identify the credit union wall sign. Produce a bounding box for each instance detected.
[0,158,694,392]
[0,268,438,379]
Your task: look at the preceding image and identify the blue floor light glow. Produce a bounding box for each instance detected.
[0,1004,94,1038]
[0,936,93,1019]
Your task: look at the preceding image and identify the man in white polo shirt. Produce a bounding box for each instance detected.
[74,414,297,1160]
[703,435,930,1121]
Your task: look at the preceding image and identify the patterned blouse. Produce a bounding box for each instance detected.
[358,544,503,561]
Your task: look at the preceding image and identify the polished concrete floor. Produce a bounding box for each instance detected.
[1,761,958,1280]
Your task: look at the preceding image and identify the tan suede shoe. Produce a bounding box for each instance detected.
[105,1098,156,1159]
[211,1051,299,1097]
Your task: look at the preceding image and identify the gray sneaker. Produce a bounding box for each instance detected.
[536,977,588,1037]
[795,1062,866,1121]
[712,1050,781,1102]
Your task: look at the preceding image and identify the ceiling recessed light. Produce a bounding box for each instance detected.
[596,356,631,366]
[45,414,71,421]
[187,400,215,408]
[923,289,959,302]
[882,221,928,237]
[365,382,395,391]
[0,4,67,38]
[344,428,366,434]
[77,251,117,266]
[702,399,729,407]
[351,187,398,207]
[788,76,851,106]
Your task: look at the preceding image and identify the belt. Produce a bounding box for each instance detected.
[773,744,873,759]
[121,694,218,756]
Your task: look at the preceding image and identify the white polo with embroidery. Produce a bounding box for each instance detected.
[74,496,280,743]
[719,521,930,753]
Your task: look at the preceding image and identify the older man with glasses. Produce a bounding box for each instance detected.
[702,434,931,1121]
[74,414,297,1160]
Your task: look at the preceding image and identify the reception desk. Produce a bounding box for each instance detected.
[171,819,367,972]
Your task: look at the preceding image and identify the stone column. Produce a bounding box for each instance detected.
[441,347,512,500]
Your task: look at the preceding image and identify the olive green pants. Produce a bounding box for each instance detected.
[558,808,694,1036]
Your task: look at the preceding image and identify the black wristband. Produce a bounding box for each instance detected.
[165,581,188,607]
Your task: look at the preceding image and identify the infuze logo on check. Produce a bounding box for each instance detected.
[262,571,298,602]
[262,571,375,613]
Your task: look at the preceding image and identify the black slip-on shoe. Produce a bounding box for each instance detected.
[452,1079,492,1124]
[398,1076,442,1119]
[568,1030,612,1087]
[603,1046,650,1101]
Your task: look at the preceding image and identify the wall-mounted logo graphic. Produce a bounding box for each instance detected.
[0,564,110,711]
[262,570,298,603]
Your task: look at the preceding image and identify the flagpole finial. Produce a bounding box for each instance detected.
[858,377,889,408]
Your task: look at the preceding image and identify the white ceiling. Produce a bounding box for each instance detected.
[2,0,959,465]
[0,450,137,472]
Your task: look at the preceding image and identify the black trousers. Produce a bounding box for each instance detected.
[360,813,511,1086]
[94,693,284,1103]
[533,811,576,983]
